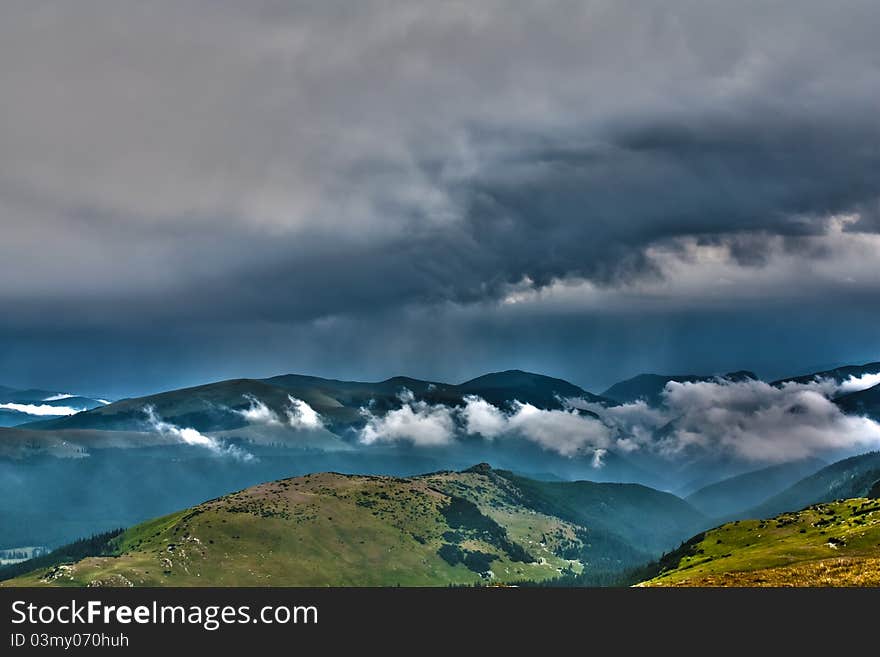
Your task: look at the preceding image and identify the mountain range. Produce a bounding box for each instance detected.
[685,458,827,519]
[6,452,880,587]
[601,370,757,405]
[3,361,880,573]
[21,370,605,433]
[0,385,108,427]
[1,464,706,587]
[15,362,880,435]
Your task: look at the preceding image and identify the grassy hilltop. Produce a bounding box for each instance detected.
[640,497,880,586]
[2,464,703,587]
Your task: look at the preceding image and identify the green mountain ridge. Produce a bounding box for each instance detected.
[686,458,826,519]
[641,497,880,586]
[749,451,880,519]
[1,464,705,587]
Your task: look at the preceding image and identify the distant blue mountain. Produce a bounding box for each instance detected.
[0,386,108,427]
[601,370,756,405]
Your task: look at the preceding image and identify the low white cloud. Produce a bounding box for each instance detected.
[143,405,254,461]
[0,402,83,416]
[286,396,324,430]
[236,394,282,425]
[838,372,880,394]
[360,392,456,447]
[573,377,880,464]
[463,394,612,456]
[360,389,610,458]
[359,376,880,463]
[567,398,665,453]
[659,379,880,462]
[232,394,324,430]
[503,402,611,458]
[460,395,507,438]
[43,393,75,401]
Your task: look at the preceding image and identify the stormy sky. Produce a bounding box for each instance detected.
[1,1,879,398]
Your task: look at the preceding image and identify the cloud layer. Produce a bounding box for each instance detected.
[234,394,324,430]
[2,2,878,316]
[354,377,880,464]
[236,394,282,426]
[838,373,880,394]
[0,402,84,416]
[1,2,879,392]
[144,405,254,461]
[285,396,324,431]
[358,390,612,458]
[461,396,612,458]
[42,393,75,402]
[575,377,880,463]
[360,394,457,448]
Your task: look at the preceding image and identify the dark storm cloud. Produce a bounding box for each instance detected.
[9,112,878,328]
[1,1,880,389]
[89,114,880,325]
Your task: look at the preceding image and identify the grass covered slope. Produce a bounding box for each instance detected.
[2,465,704,587]
[4,473,537,587]
[494,471,705,555]
[641,498,880,586]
